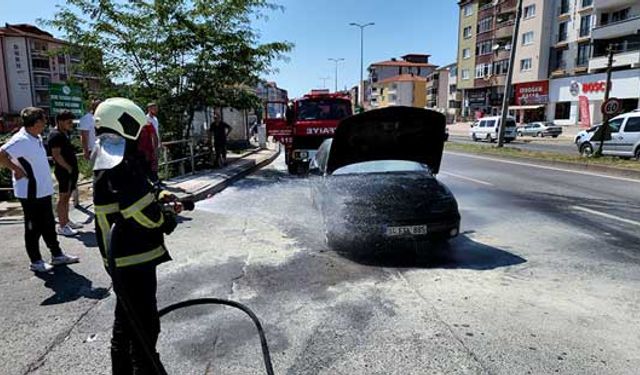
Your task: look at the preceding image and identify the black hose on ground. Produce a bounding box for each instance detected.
[107,225,276,375]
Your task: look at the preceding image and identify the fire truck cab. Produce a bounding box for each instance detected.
[265,90,353,174]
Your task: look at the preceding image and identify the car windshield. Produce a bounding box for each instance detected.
[296,99,351,121]
[333,160,431,175]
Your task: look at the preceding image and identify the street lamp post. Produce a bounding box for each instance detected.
[328,58,345,93]
[349,22,375,107]
[319,76,331,89]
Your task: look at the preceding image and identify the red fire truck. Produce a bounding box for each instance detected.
[265,90,353,174]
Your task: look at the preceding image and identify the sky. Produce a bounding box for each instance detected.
[0,0,460,98]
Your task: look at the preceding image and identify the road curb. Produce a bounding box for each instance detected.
[446,150,640,180]
[181,145,281,202]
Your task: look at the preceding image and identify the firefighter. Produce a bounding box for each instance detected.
[91,98,179,374]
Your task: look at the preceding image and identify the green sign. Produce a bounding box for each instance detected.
[49,83,84,117]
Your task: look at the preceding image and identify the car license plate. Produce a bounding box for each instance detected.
[385,225,428,237]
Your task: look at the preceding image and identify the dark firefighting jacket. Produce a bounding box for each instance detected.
[93,155,171,268]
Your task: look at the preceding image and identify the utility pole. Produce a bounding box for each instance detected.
[349,22,375,107]
[497,0,523,147]
[328,58,345,93]
[319,76,331,89]
[595,44,616,157]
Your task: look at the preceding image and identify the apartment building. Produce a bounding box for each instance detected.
[373,74,427,109]
[548,0,640,126]
[367,54,436,109]
[426,63,462,123]
[0,24,98,121]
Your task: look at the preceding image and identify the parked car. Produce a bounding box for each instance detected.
[516,122,563,138]
[577,111,640,159]
[574,124,601,145]
[310,107,460,251]
[469,116,517,143]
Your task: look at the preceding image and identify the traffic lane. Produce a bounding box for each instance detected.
[426,164,640,374]
[441,151,640,234]
[449,135,577,155]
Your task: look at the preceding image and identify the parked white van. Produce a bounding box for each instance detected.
[469,116,517,143]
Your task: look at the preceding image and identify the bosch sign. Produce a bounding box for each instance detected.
[582,81,607,94]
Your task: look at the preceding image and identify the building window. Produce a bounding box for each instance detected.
[579,15,592,37]
[463,26,473,39]
[463,48,471,59]
[462,69,470,80]
[581,0,592,8]
[476,41,493,56]
[520,58,532,72]
[449,84,457,94]
[554,48,566,70]
[492,59,509,75]
[475,63,492,78]
[463,4,473,17]
[524,4,536,19]
[601,8,630,25]
[450,66,457,77]
[558,22,568,42]
[577,43,591,67]
[522,31,534,45]
[555,102,571,120]
[477,17,494,34]
[560,0,570,15]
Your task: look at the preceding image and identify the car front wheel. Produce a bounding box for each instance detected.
[580,143,594,157]
[517,131,523,137]
[471,133,477,142]
[635,147,640,161]
[537,132,544,137]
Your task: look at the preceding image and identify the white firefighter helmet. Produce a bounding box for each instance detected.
[94,97,146,140]
[91,98,147,171]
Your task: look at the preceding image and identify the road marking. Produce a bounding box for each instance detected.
[572,206,640,227]
[441,171,494,186]
[446,152,640,184]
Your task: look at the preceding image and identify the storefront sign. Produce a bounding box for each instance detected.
[582,81,607,94]
[579,96,591,128]
[514,81,549,105]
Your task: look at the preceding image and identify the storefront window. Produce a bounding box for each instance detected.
[555,102,571,120]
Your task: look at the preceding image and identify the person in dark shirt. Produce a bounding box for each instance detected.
[208,113,232,167]
[48,111,82,236]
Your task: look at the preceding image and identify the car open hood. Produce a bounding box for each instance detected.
[326,106,446,174]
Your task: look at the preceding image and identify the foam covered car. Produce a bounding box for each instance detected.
[310,107,461,250]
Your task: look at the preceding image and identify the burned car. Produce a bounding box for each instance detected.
[310,107,461,250]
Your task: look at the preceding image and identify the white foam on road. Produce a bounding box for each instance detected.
[572,206,640,228]
[446,151,640,184]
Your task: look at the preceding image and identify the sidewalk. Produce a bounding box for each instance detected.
[0,142,280,219]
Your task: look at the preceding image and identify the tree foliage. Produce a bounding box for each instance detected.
[43,0,292,139]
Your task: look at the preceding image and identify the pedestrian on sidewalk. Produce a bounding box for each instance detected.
[92,98,179,373]
[79,99,101,160]
[48,110,83,236]
[0,107,79,273]
[208,113,232,167]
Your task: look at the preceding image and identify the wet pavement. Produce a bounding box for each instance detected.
[3,152,640,374]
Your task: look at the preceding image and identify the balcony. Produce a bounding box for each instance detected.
[494,22,515,39]
[592,15,640,40]
[594,0,634,10]
[555,33,569,47]
[589,49,640,72]
[551,60,568,76]
[557,4,571,19]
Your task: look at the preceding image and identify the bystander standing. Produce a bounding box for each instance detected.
[208,113,232,167]
[48,111,83,236]
[0,107,79,273]
[79,99,101,160]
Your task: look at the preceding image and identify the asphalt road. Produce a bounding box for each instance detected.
[2,152,640,374]
[450,134,578,155]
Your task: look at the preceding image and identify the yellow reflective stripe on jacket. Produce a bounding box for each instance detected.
[96,213,111,251]
[120,193,155,219]
[95,203,119,215]
[132,211,164,229]
[102,245,166,268]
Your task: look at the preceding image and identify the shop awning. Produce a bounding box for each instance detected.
[509,105,545,110]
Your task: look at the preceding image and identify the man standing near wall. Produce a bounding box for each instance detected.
[0,107,79,272]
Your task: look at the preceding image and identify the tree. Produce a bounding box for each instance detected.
[43,0,292,140]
